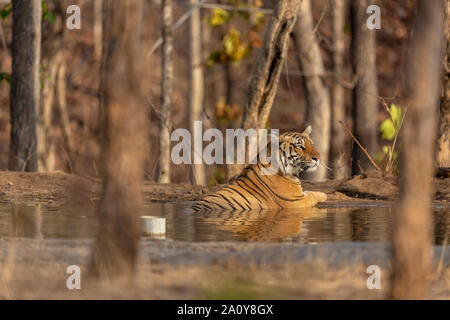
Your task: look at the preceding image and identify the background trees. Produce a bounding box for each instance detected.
[329,0,348,179]
[189,0,206,185]
[157,0,174,184]
[8,0,41,172]
[228,0,301,178]
[0,0,447,183]
[292,0,330,181]
[350,0,379,175]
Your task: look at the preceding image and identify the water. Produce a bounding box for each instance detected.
[0,202,448,245]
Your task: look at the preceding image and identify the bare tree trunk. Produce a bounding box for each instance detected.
[350,0,378,175]
[93,0,103,58]
[38,3,66,172]
[157,0,173,183]
[189,0,206,185]
[38,54,59,172]
[437,5,450,169]
[8,0,41,172]
[390,0,444,299]
[227,0,301,178]
[89,0,148,279]
[135,0,145,54]
[330,0,348,179]
[56,60,75,164]
[292,0,331,181]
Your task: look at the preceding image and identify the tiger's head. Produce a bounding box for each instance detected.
[278,126,320,179]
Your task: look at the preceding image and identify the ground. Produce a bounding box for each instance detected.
[1,238,449,299]
[0,170,448,207]
[0,171,449,299]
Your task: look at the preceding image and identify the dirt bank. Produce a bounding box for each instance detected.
[0,171,448,207]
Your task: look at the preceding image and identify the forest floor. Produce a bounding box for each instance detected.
[0,170,449,207]
[0,171,449,299]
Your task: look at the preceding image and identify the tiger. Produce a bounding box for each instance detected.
[191,126,327,212]
[195,207,327,242]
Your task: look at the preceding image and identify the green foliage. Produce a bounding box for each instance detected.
[208,167,226,187]
[223,28,249,62]
[379,104,402,141]
[376,104,404,175]
[0,2,55,22]
[208,8,233,27]
[206,1,265,67]
[207,28,250,66]
[42,2,56,23]
[203,278,263,300]
[0,72,11,84]
[0,3,12,20]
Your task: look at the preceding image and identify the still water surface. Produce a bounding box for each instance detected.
[0,202,448,245]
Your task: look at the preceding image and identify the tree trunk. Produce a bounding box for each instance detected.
[93,0,103,58]
[38,3,67,172]
[329,0,348,179]
[56,60,75,166]
[189,0,206,185]
[292,0,331,181]
[390,0,444,299]
[38,54,59,172]
[8,0,41,172]
[157,0,173,183]
[350,0,378,175]
[227,0,301,179]
[437,4,450,169]
[89,0,148,279]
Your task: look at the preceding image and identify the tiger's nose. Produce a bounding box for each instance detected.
[312,156,319,162]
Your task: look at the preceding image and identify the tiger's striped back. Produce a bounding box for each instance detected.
[192,127,327,212]
[192,162,307,211]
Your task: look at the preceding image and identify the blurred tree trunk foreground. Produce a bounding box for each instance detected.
[89,0,148,278]
[390,0,445,299]
[227,0,302,179]
[9,0,41,172]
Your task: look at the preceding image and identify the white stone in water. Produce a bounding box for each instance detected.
[141,216,166,238]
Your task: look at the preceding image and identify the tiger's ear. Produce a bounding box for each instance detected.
[303,125,312,136]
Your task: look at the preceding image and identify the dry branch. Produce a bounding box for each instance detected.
[338,120,381,173]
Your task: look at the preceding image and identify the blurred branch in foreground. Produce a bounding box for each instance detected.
[89,0,148,279]
[390,0,445,299]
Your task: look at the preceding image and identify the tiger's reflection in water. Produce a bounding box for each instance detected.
[193,207,327,242]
